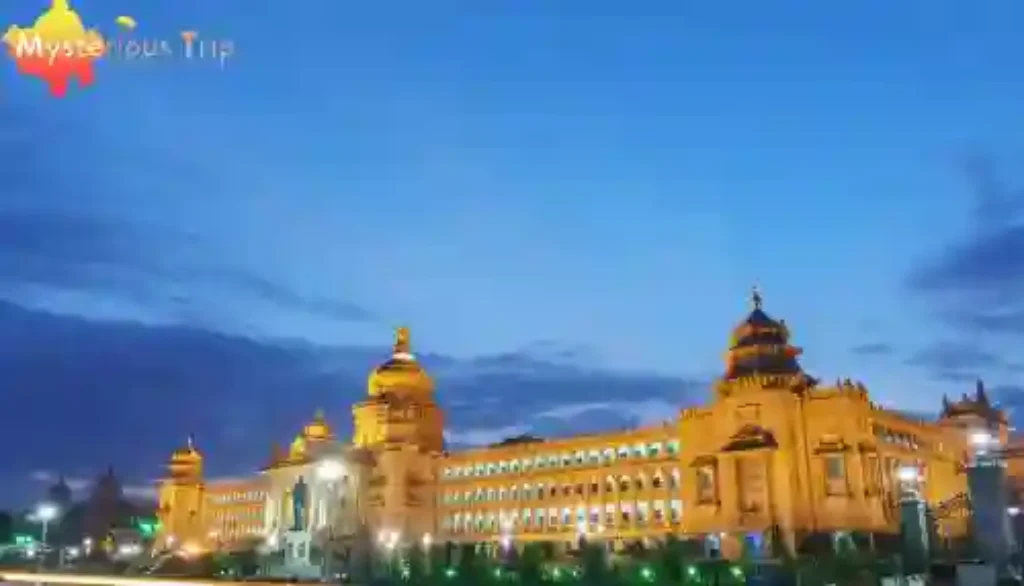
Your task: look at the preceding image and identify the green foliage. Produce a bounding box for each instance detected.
[0,511,12,544]
[518,542,545,585]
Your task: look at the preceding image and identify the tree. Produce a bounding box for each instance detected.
[517,542,545,586]
[0,511,12,544]
[657,535,684,583]
[581,542,612,585]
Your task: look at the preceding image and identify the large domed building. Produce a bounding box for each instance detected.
[156,291,1005,567]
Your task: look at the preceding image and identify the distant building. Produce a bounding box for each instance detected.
[39,468,153,547]
[156,290,1013,560]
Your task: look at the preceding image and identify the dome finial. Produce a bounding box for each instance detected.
[187,434,195,450]
[751,284,763,310]
[394,326,411,356]
[314,407,325,420]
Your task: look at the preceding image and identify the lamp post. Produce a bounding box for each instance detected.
[316,460,344,579]
[35,502,59,568]
[897,465,929,574]
[966,428,1017,575]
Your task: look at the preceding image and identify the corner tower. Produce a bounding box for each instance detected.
[155,436,206,550]
[717,287,815,398]
[353,327,445,452]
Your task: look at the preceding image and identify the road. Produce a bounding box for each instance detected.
[0,573,283,586]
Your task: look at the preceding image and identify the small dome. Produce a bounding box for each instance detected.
[289,435,308,460]
[301,409,334,441]
[368,327,434,396]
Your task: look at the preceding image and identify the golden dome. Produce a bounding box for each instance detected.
[289,435,308,460]
[169,436,202,478]
[286,410,335,461]
[170,435,202,463]
[368,326,434,396]
[301,409,334,441]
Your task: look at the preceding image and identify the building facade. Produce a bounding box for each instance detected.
[156,291,1006,560]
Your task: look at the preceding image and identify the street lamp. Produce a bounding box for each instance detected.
[970,430,995,455]
[34,502,59,568]
[316,460,344,481]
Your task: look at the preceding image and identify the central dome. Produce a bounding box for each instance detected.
[368,326,434,396]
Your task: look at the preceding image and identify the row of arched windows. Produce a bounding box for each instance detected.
[441,469,682,505]
[443,500,684,534]
[443,441,681,480]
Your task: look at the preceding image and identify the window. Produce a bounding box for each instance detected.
[825,455,846,496]
[697,466,716,504]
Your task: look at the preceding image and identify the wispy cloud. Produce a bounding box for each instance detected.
[850,342,895,357]
[28,469,156,502]
[1,301,706,504]
[908,155,1024,336]
[445,425,532,447]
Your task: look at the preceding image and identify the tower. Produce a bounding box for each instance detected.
[717,286,814,398]
[352,327,444,540]
[352,327,444,452]
[155,436,206,550]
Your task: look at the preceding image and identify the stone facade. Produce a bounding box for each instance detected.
[157,291,1007,560]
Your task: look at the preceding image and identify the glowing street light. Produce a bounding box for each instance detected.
[35,502,59,544]
[970,430,994,454]
[422,533,432,549]
[33,503,59,568]
[897,466,920,483]
[316,460,344,481]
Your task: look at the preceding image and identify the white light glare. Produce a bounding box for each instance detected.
[36,503,59,522]
[897,466,920,483]
[970,430,994,448]
[1009,507,1021,517]
[317,460,344,481]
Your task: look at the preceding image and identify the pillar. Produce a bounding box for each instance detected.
[967,460,1015,569]
[899,495,929,573]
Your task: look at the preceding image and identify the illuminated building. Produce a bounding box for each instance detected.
[157,289,1007,560]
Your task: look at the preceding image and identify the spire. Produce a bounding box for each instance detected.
[942,394,951,411]
[751,285,763,310]
[394,326,412,357]
[976,379,989,405]
[187,434,195,450]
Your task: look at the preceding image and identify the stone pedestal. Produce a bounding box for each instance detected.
[279,530,320,578]
[900,497,929,572]
[967,461,1015,571]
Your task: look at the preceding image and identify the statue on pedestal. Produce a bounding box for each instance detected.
[292,476,308,531]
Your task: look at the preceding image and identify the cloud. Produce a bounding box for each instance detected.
[441,398,685,448]
[445,425,532,447]
[850,342,895,356]
[0,105,374,341]
[908,155,1024,335]
[0,208,376,333]
[903,340,1024,385]
[0,301,705,505]
[28,469,155,502]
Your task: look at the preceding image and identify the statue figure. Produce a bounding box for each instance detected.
[292,476,309,531]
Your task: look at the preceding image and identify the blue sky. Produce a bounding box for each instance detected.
[0,0,1022,505]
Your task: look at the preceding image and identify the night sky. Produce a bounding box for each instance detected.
[0,0,1022,507]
